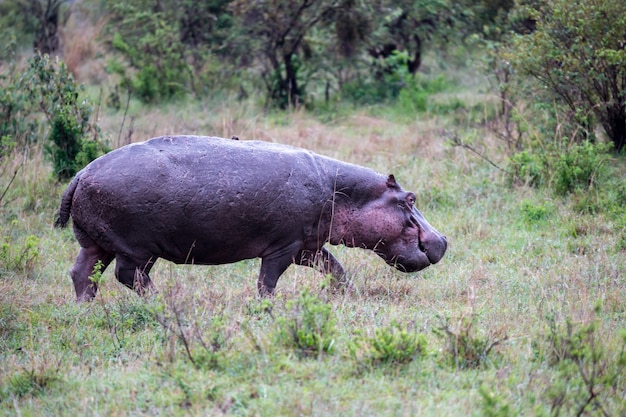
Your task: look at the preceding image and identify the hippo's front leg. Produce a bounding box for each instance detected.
[296,247,350,290]
[257,242,303,296]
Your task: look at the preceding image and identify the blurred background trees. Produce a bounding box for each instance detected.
[0,0,624,188]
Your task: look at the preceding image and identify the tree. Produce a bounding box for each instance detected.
[231,0,339,108]
[0,0,70,54]
[509,0,626,151]
[103,0,233,103]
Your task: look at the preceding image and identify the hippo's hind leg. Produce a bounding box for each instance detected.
[70,245,114,302]
[296,247,350,290]
[114,254,156,296]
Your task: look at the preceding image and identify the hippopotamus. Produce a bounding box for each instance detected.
[55,135,447,301]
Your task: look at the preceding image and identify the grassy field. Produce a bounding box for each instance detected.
[1,81,625,416]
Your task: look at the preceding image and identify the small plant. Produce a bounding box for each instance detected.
[479,385,512,417]
[553,141,612,196]
[540,308,626,416]
[434,311,507,369]
[0,220,40,277]
[275,290,336,358]
[0,38,40,157]
[508,150,546,187]
[1,368,62,400]
[519,199,551,225]
[349,321,428,368]
[151,283,232,370]
[25,53,108,181]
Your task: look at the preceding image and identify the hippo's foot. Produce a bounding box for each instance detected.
[70,245,114,302]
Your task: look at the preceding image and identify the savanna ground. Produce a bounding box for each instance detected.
[1,61,626,416]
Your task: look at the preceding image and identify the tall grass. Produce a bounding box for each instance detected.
[1,93,625,416]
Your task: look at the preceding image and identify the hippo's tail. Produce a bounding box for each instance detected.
[54,172,82,228]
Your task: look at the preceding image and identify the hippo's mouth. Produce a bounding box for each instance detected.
[385,244,432,273]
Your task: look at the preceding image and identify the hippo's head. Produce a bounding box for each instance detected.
[334,175,447,273]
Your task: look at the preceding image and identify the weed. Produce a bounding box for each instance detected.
[553,141,612,196]
[349,321,428,368]
[434,311,508,369]
[151,282,232,370]
[0,220,40,278]
[519,199,551,225]
[274,290,336,358]
[479,385,512,417]
[1,368,62,400]
[540,308,626,416]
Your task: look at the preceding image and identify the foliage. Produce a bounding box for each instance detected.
[0,0,69,53]
[553,140,612,196]
[231,0,337,109]
[508,139,614,199]
[507,0,626,151]
[540,310,626,416]
[1,43,106,180]
[103,0,233,103]
[434,311,507,369]
[508,149,546,187]
[0,39,41,158]
[25,53,107,180]
[275,290,336,358]
[150,283,232,370]
[0,220,40,278]
[349,321,428,367]
[519,199,551,225]
[0,368,62,400]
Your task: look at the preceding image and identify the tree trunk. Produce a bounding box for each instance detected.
[283,53,300,107]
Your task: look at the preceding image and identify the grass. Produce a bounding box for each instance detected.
[1,89,626,416]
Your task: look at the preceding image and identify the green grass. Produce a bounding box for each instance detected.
[1,94,625,416]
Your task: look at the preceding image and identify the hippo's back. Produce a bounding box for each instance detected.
[70,136,340,264]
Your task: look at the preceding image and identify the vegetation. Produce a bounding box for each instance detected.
[1,0,625,415]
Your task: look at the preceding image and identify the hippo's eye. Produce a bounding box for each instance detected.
[406,193,416,207]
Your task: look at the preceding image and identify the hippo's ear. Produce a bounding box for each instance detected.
[386,174,397,188]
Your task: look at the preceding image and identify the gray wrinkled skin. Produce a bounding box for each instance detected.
[55,136,447,301]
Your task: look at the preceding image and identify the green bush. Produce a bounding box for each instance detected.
[0,39,40,157]
[434,312,507,369]
[275,290,336,358]
[1,369,62,400]
[539,310,626,416]
[349,321,428,367]
[507,0,626,152]
[508,150,546,187]
[553,141,612,196]
[0,220,40,278]
[27,53,107,180]
[519,199,551,225]
[1,48,107,180]
[396,74,451,114]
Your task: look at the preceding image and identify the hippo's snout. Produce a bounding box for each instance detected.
[420,231,447,265]
[383,207,447,273]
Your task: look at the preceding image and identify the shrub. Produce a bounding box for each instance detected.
[396,74,451,114]
[539,309,626,416]
[508,150,546,187]
[553,140,612,196]
[349,321,428,368]
[507,0,626,152]
[25,53,108,181]
[275,290,336,358]
[434,311,507,369]
[0,220,40,278]
[1,48,107,180]
[1,369,62,400]
[519,199,551,225]
[0,39,40,157]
